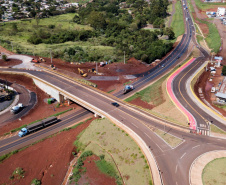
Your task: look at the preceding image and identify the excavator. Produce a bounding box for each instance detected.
[88,68,97,74]
[78,68,88,77]
[38,57,46,62]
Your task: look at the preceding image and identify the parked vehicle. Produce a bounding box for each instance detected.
[18,116,58,137]
[123,85,134,94]
[11,103,23,114]
[31,58,39,63]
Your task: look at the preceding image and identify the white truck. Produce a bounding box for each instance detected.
[123,85,134,94]
[11,103,24,114]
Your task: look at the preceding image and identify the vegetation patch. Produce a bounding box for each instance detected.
[9,167,25,180]
[193,0,226,10]
[202,157,226,185]
[73,118,152,185]
[196,19,221,53]
[171,0,185,38]
[154,129,183,148]
[210,124,226,135]
[96,156,122,185]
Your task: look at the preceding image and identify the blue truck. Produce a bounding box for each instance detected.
[123,85,134,94]
[18,116,58,137]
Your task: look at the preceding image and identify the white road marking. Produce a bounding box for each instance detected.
[176,182,178,185]
[175,164,178,173]
[119,115,126,120]
[180,152,186,159]
[192,145,200,149]
[144,132,151,140]
[156,143,163,152]
[131,122,138,128]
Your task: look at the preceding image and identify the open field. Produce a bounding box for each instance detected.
[0,13,116,60]
[154,129,183,148]
[171,0,185,39]
[196,19,221,53]
[193,0,226,10]
[74,118,152,185]
[202,157,226,185]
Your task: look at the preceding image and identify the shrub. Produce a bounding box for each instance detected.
[31,178,41,185]
[2,55,7,61]
[222,66,226,76]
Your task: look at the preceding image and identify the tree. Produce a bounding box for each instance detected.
[164,27,175,40]
[87,11,107,31]
[2,55,7,61]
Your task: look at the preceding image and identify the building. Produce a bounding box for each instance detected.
[217,7,225,17]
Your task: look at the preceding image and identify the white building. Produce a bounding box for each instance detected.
[217,7,225,17]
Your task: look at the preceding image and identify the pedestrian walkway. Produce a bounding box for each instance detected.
[190,150,226,185]
[166,58,197,130]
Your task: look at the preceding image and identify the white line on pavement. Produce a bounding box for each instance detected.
[144,132,151,140]
[180,152,186,159]
[119,115,126,120]
[175,164,178,173]
[131,122,138,128]
[156,143,163,152]
[192,145,200,149]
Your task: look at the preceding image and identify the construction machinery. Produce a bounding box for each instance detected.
[78,68,88,77]
[50,64,56,70]
[88,68,97,74]
[38,57,46,62]
[31,58,39,63]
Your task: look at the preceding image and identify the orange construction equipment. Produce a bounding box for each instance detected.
[38,57,46,62]
[31,58,39,63]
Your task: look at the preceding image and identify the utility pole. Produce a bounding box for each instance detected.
[124,51,125,64]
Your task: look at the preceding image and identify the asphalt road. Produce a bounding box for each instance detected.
[0,108,92,155]
[0,82,37,126]
[0,1,225,185]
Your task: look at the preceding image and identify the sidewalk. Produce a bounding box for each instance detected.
[190,150,226,185]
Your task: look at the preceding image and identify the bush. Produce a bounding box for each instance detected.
[31,178,41,185]
[2,55,7,61]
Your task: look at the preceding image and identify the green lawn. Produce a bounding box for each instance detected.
[202,157,226,185]
[0,13,116,60]
[74,118,152,185]
[171,0,185,38]
[211,124,226,135]
[193,0,226,10]
[154,129,183,148]
[196,19,221,53]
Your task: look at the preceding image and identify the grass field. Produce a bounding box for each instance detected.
[193,0,226,10]
[202,157,226,185]
[171,0,185,38]
[211,124,226,135]
[74,118,152,185]
[196,19,221,53]
[0,13,116,60]
[154,129,183,148]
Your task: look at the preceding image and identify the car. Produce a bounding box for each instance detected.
[161,64,165,67]
[111,102,119,107]
[176,56,180,59]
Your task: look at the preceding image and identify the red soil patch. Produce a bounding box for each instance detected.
[129,97,155,110]
[0,118,96,185]
[78,155,117,185]
[0,59,22,67]
[0,74,78,135]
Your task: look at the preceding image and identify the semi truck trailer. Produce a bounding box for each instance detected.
[18,116,58,137]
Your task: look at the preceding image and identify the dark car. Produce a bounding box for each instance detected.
[111,102,119,107]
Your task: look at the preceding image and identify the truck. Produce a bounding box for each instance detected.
[18,116,58,137]
[11,103,24,114]
[123,85,134,94]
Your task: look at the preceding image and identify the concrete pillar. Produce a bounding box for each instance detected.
[59,94,64,104]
